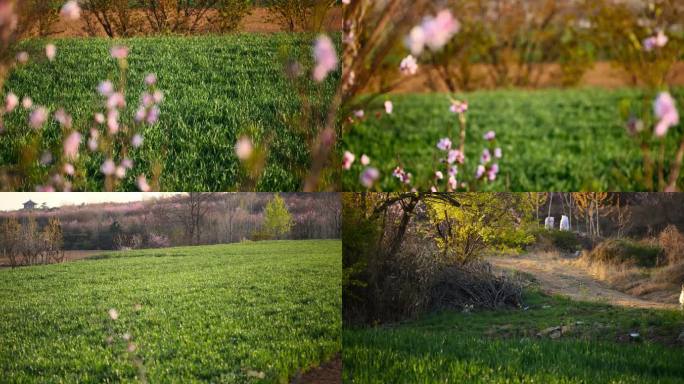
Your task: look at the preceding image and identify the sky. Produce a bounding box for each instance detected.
[0,193,182,211]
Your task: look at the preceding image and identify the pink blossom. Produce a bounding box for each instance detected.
[60,1,81,21]
[5,92,18,112]
[121,158,133,169]
[146,106,160,125]
[16,51,28,64]
[448,175,457,190]
[483,131,496,141]
[141,93,154,108]
[313,35,338,82]
[110,45,129,59]
[135,107,146,123]
[137,175,151,192]
[54,108,72,128]
[342,0,350,4]
[644,31,668,51]
[235,136,253,160]
[437,137,452,151]
[431,186,437,192]
[487,164,500,181]
[450,100,468,114]
[448,166,458,176]
[63,131,81,160]
[399,55,418,76]
[360,167,380,188]
[447,149,464,164]
[94,113,105,124]
[342,151,355,170]
[21,97,32,109]
[144,73,157,86]
[45,44,56,61]
[131,134,143,148]
[115,166,126,179]
[101,159,116,176]
[392,167,412,184]
[108,308,119,320]
[107,109,119,134]
[435,171,444,180]
[476,164,486,179]
[36,185,55,192]
[360,154,370,166]
[481,148,491,164]
[653,92,679,137]
[407,10,460,55]
[494,147,502,158]
[354,109,364,118]
[29,107,48,129]
[97,80,114,97]
[63,163,75,176]
[384,100,393,114]
[88,129,99,151]
[107,92,126,110]
[153,91,164,103]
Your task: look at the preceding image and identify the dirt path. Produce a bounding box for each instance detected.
[488,253,678,310]
[293,355,341,384]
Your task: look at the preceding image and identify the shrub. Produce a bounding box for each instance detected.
[588,238,664,268]
[533,229,580,253]
[81,0,140,37]
[653,262,684,285]
[658,225,684,266]
[266,0,334,32]
[207,0,253,33]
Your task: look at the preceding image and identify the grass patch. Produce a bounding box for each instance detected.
[0,240,341,383]
[344,290,684,383]
[589,238,664,267]
[1,34,338,191]
[342,88,684,191]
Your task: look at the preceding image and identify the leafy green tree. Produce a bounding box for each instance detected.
[262,194,293,239]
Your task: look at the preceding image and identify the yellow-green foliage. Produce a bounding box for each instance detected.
[425,193,534,263]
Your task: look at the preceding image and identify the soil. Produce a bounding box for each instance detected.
[0,249,104,268]
[369,61,684,93]
[488,252,679,310]
[292,355,342,384]
[39,7,342,38]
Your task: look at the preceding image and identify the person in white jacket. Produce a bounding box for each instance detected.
[560,215,570,231]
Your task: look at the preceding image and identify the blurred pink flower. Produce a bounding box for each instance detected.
[97,80,114,97]
[450,100,468,114]
[483,131,496,141]
[235,136,253,160]
[88,129,99,151]
[29,107,48,129]
[313,35,338,82]
[45,44,56,61]
[137,175,151,192]
[144,73,157,86]
[108,308,119,320]
[54,108,72,128]
[21,96,32,109]
[437,137,452,151]
[94,112,105,124]
[107,92,126,110]
[653,92,679,137]
[448,175,457,190]
[407,10,460,55]
[431,186,437,192]
[447,149,464,164]
[107,109,119,134]
[60,1,81,21]
[384,100,393,114]
[448,165,458,176]
[476,164,486,179]
[115,166,126,179]
[121,158,133,169]
[135,107,146,123]
[342,151,355,170]
[360,167,380,188]
[101,159,116,175]
[63,131,81,160]
[63,163,75,176]
[110,45,129,59]
[360,154,370,166]
[146,106,160,125]
[644,31,668,51]
[481,148,491,164]
[153,90,164,103]
[494,147,502,158]
[131,134,143,148]
[392,166,411,184]
[16,51,28,64]
[399,55,418,76]
[5,92,18,112]
[435,171,444,180]
[354,109,364,118]
[141,92,154,108]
